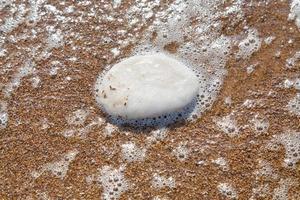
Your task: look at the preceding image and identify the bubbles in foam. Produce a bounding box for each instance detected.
[288,0,300,29]
[0,0,11,10]
[87,165,129,200]
[236,28,262,59]
[151,173,175,189]
[93,0,239,127]
[172,142,190,161]
[286,51,300,69]
[250,115,269,134]
[0,4,26,34]
[0,101,8,129]
[254,159,278,180]
[146,128,168,145]
[94,53,199,123]
[103,123,117,137]
[217,182,238,199]
[272,178,296,200]
[264,36,276,45]
[250,184,270,200]
[214,114,240,137]
[121,142,146,163]
[31,149,79,179]
[212,157,229,171]
[287,93,300,116]
[66,108,90,126]
[274,131,300,168]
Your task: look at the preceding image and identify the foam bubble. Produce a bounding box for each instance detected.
[214,114,240,137]
[264,36,276,45]
[254,160,278,180]
[172,142,190,161]
[87,165,129,200]
[288,0,300,29]
[272,130,300,168]
[286,51,300,69]
[0,0,11,10]
[217,182,238,199]
[3,60,35,97]
[103,123,117,137]
[28,0,45,24]
[250,115,269,134]
[31,150,79,179]
[287,93,300,116]
[0,4,26,34]
[30,76,41,88]
[47,29,64,49]
[146,128,168,145]
[93,0,235,127]
[94,53,199,122]
[212,157,229,171]
[113,0,122,9]
[0,101,8,129]
[121,142,146,163]
[236,28,262,59]
[272,178,296,200]
[151,173,175,189]
[249,184,270,200]
[60,116,104,138]
[66,109,90,126]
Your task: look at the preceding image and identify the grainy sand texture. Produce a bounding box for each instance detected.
[0,0,300,199]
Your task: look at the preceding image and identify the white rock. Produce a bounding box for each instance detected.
[94,53,199,119]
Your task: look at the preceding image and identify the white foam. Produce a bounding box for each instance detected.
[87,165,129,200]
[217,182,238,199]
[49,66,59,76]
[286,51,300,69]
[98,0,235,127]
[95,53,199,120]
[273,131,300,168]
[31,150,79,179]
[103,123,117,137]
[254,159,278,180]
[264,36,276,45]
[60,116,104,138]
[172,142,190,161]
[281,79,294,89]
[214,114,240,137]
[272,178,296,200]
[152,196,169,200]
[0,0,11,11]
[249,184,270,200]
[0,4,26,34]
[30,76,41,88]
[250,115,269,134]
[121,142,146,163]
[3,60,35,98]
[146,128,168,145]
[288,0,300,29]
[47,29,64,49]
[28,0,45,24]
[246,64,256,74]
[66,109,90,126]
[151,173,175,189]
[212,157,229,171]
[287,93,300,116]
[236,28,262,59]
[0,101,8,129]
[113,0,122,9]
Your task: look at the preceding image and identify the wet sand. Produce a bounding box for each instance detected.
[0,0,300,199]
